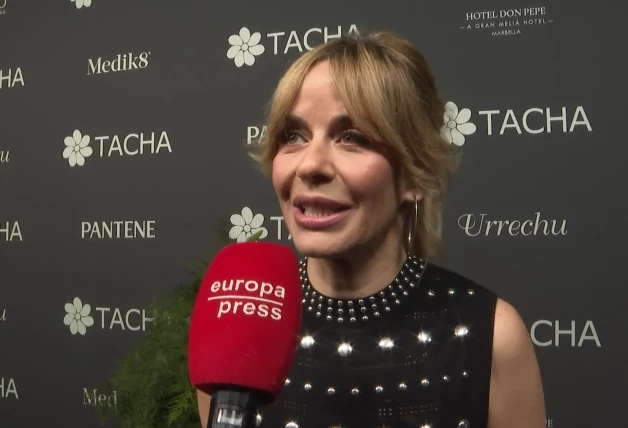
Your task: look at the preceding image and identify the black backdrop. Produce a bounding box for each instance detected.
[1,0,626,427]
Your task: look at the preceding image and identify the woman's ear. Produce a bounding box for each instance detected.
[402,186,424,204]
[397,172,423,204]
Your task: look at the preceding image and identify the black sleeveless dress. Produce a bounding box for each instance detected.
[257,255,498,428]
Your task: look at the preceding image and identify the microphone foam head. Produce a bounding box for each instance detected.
[188,242,301,401]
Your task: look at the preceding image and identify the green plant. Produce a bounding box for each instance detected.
[96,226,264,427]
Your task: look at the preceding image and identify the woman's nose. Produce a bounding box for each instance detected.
[295,138,335,184]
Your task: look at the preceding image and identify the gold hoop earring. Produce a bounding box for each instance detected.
[407,197,419,254]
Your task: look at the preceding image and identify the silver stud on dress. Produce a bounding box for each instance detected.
[300,335,315,349]
[455,325,469,337]
[338,343,353,357]
[458,419,471,428]
[299,255,426,322]
[351,388,360,395]
[379,337,394,350]
[255,414,262,427]
[327,387,336,395]
[398,382,408,391]
[284,378,290,386]
[375,385,384,393]
[285,423,298,428]
[421,378,430,387]
[418,331,432,343]
[303,383,312,391]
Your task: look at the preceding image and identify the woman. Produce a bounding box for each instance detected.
[198,30,545,428]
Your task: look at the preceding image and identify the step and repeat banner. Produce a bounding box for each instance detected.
[1,0,625,427]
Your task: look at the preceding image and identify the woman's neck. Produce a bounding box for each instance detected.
[305,242,408,300]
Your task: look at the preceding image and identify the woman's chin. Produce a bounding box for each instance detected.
[292,235,350,259]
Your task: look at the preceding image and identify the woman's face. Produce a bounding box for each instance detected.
[271,61,415,258]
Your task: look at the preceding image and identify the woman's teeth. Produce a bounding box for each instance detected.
[302,206,342,217]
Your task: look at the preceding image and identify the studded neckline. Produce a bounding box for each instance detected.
[299,255,427,323]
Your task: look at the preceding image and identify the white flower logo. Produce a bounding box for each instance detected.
[63,129,93,167]
[229,207,269,242]
[441,101,477,146]
[71,0,92,9]
[64,297,95,336]
[227,27,265,68]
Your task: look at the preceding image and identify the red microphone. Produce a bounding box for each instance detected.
[188,241,302,428]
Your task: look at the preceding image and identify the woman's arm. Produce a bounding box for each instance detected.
[488,298,546,428]
[196,389,211,428]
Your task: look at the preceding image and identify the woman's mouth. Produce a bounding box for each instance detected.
[300,206,347,217]
[293,205,351,230]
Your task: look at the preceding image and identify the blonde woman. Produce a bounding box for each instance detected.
[198,30,545,428]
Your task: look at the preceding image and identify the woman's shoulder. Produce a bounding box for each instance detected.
[420,261,533,362]
[420,260,499,303]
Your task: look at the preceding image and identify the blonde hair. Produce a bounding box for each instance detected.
[249,30,459,260]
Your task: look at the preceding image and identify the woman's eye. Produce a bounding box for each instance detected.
[339,131,368,145]
[281,130,300,144]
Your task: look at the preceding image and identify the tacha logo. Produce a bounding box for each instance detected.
[229,207,269,242]
[531,320,601,347]
[0,221,23,242]
[441,102,477,146]
[229,207,292,241]
[0,378,19,399]
[0,309,6,322]
[0,0,6,16]
[71,0,91,9]
[62,129,172,167]
[64,297,153,336]
[442,102,591,145]
[0,67,24,89]
[0,150,10,163]
[64,297,94,335]
[226,25,359,68]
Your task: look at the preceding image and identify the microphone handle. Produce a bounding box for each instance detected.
[209,389,263,428]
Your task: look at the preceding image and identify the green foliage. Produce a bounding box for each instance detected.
[96,225,263,427]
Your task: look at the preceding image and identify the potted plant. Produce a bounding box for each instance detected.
[97,223,264,427]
